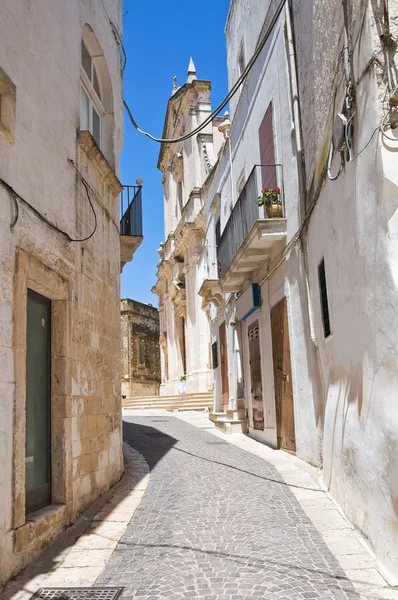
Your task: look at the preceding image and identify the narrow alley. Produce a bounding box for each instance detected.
[97,415,362,600]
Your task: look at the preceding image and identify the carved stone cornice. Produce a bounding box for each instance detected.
[198,279,223,309]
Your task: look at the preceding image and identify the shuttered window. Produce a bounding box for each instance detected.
[258,103,277,189]
[318,259,331,338]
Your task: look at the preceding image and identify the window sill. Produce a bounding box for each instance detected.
[14,504,67,552]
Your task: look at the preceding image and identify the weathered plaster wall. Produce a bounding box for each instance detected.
[0,0,123,585]
[121,299,161,398]
[293,0,398,580]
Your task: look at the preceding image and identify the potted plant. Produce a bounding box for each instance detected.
[258,187,283,218]
[178,375,186,394]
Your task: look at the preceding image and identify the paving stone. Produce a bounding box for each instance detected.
[97,416,360,599]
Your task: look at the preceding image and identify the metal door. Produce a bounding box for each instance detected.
[248,320,264,430]
[25,290,51,513]
[219,322,229,407]
[271,298,296,452]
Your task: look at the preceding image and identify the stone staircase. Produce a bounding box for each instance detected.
[209,399,248,434]
[122,392,213,412]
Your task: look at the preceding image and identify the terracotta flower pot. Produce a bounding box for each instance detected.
[266,203,283,218]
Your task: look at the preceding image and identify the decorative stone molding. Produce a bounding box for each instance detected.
[198,279,223,309]
[77,131,123,197]
[159,332,168,349]
[201,139,213,173]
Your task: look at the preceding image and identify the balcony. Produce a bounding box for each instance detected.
[217,165,287,292]
[120,184,144,272]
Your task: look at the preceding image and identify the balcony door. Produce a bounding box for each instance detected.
[259,103,277,208]
[25,290,52,514]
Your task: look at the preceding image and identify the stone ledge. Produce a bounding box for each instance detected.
[13,504,68,553]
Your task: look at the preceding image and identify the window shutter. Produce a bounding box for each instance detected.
[258,103,277,189]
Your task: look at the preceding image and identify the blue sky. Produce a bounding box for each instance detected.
[120,0,230,304]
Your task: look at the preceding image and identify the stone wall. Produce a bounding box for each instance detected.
[0,0,123,586]
[121,299,161,398]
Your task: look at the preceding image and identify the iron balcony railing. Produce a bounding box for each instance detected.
[120,185,143,237]
[217,164,284,277]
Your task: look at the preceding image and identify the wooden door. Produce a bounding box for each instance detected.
[219,322,229,407]
[271,298,296,452]
[248,321,264,430]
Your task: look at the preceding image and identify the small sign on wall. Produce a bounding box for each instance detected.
[236,283,261,322]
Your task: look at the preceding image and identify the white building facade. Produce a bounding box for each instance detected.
[153,62,224,407]
[0,0,142,585]
[201,0,398,581]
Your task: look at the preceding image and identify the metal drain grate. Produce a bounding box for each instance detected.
[145,431,168,438]
[31,588,124,600]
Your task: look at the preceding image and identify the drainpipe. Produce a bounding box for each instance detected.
[285,1,317,344]
[285,0,306,222]
[285,1,326,441]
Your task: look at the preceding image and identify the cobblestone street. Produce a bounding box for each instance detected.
[98,415,359,600]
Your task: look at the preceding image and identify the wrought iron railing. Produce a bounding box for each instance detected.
[120,185,143,237]
[217,164,284,277]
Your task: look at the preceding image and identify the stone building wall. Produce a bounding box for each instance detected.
[0,0,124,586]
[121,299,161,398]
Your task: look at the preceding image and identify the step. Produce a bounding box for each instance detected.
[214,418,247,435]
[226,408,246,421]
[236,398,246,410]
[209,411,226,422]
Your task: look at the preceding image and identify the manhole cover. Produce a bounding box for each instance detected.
[31,588,124,600]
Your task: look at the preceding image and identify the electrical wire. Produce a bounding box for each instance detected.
[0,173,97,242]
[123,0,287,144]
[380,111,398,142]
[327,142,344,180]
[349,125,380,161]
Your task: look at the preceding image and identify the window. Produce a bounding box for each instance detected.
[318,259,331,338]
[259,103,277,189]
[215,218,221,275]
[177,180,183,211]
[25,290,51,513]
[80,39,104,148]
[212,342,219,369]
[138,339,145,366]
[0,66,16,143]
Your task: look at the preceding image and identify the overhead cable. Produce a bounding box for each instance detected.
[1,172,97,243]
[123,0,287,144]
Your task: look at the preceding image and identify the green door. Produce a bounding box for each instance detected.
[25,290,51,514]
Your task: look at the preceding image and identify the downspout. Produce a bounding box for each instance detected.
[285,0,306,222]
[285,1,317,347]
[285,1,326,447]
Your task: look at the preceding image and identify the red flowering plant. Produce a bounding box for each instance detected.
[258,186,281,207]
